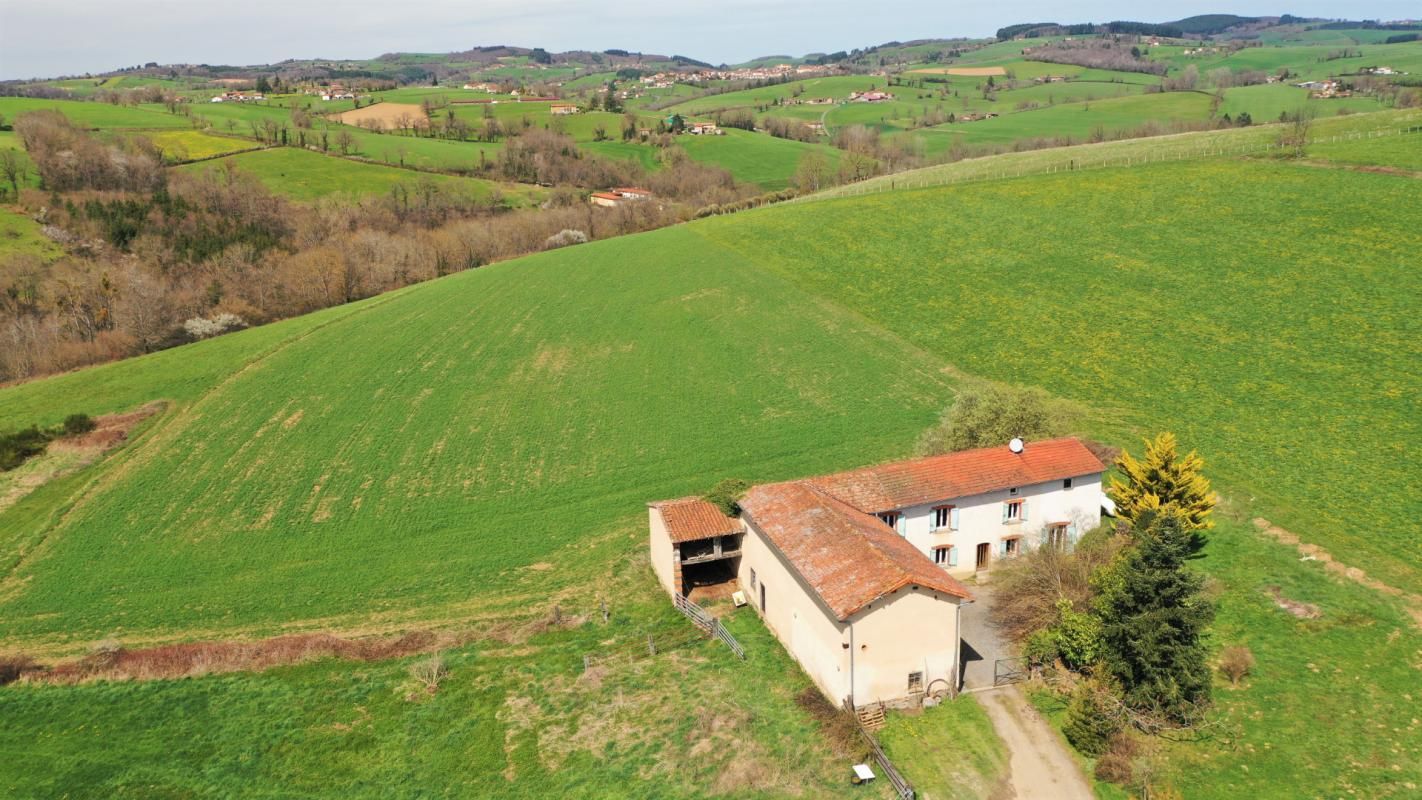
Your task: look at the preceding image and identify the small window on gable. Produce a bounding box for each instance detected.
[878,512,901,532]
[1009,486,1019,496]
[908,671,924,693]
[1063,477,1073,490]
[750,568,757,591]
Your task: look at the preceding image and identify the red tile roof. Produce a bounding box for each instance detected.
[805,437,1104,513]
[650,496,742,544]
[740,482,971,620]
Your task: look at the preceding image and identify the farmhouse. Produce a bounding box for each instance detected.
[687,122,721,135]
[648,437,1107,706]
[849,90,895,103]
[550,103,580,115]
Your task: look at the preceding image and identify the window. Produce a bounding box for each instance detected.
[1004,499,1024,522]
[1009,487,1019,496]
[1004,537,1021,557]
[749,567,757,591]
[1047,524,1069,549]
[932,505,957,531]
[907,671,924,693]
[760,582,767,612]
[878,512,901,532]
[933,545,952,565]
[1062,477,1073,490]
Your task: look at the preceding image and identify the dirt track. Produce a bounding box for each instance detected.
[977,686,1094,800]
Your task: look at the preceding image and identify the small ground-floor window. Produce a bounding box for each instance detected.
[933,545,956,567]
[1003,537,1021,557]
[908,671,924,693]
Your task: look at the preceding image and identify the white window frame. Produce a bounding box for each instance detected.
[1004,499,1025,523]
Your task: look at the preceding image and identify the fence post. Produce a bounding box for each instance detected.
[648,634,656,656]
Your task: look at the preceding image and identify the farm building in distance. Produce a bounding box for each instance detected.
[647,437,1106,707]
[550,103,579,115]
[589,187,653,207]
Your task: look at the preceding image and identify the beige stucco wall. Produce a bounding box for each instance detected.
[847,590,961,704]
[648,508,676,596]
[736,518,962,707]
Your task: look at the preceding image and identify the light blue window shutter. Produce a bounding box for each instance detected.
[999,540,1007,556]
[950,507,960,530]
[1001,503,1009,523]
[1068,522,1079,543]
[1021,502,1029,522]
[948,547,958,567]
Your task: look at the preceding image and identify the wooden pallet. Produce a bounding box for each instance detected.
[857,703,886,731]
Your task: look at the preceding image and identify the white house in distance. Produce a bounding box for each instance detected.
[647,437,1107,707]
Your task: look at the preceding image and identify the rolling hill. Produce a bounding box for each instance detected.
[1,117,1420,798]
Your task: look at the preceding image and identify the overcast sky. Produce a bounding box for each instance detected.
[1,1,1418,80]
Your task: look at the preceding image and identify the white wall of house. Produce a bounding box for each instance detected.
[648,508,676,596]
[736,520,962,707]
[880,473,1104,577]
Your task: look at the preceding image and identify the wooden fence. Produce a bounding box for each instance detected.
[844,700,915,800]
[673,593,746,660]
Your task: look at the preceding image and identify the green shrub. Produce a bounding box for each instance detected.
[0,427,52,471]
[1052,599,1105,670]
[62,413,97,436]
[703,478,750,517]
[916,380,1080,455]
[1064,681,1121,757]
[1024,629,1059,666]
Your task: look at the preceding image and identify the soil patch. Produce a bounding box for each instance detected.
[337,103,429,131]
[13,629,468,684]
[1253,517,1422,628]
[1266,586,1322,619]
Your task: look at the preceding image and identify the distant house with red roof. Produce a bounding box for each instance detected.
[648,437,1106,706]
[589,187,654,207]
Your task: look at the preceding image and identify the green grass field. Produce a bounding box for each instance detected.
[0,578,887,799]
[1,84,1420,798]
[0,222,952,649]
[704,157,1422,596]
[680,129,842,190]
[139,130,260,162]
[879,696,1009,799]
[175,147,519,202]
[0,98,191,130]
[0,208,62,262]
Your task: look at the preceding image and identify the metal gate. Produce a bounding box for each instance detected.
[993,656,1030,686]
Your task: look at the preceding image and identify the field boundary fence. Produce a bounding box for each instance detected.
[579,595,746,673]
[800,123,1422,203]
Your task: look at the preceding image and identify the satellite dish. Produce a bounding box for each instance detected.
[1008,437,1025,454]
